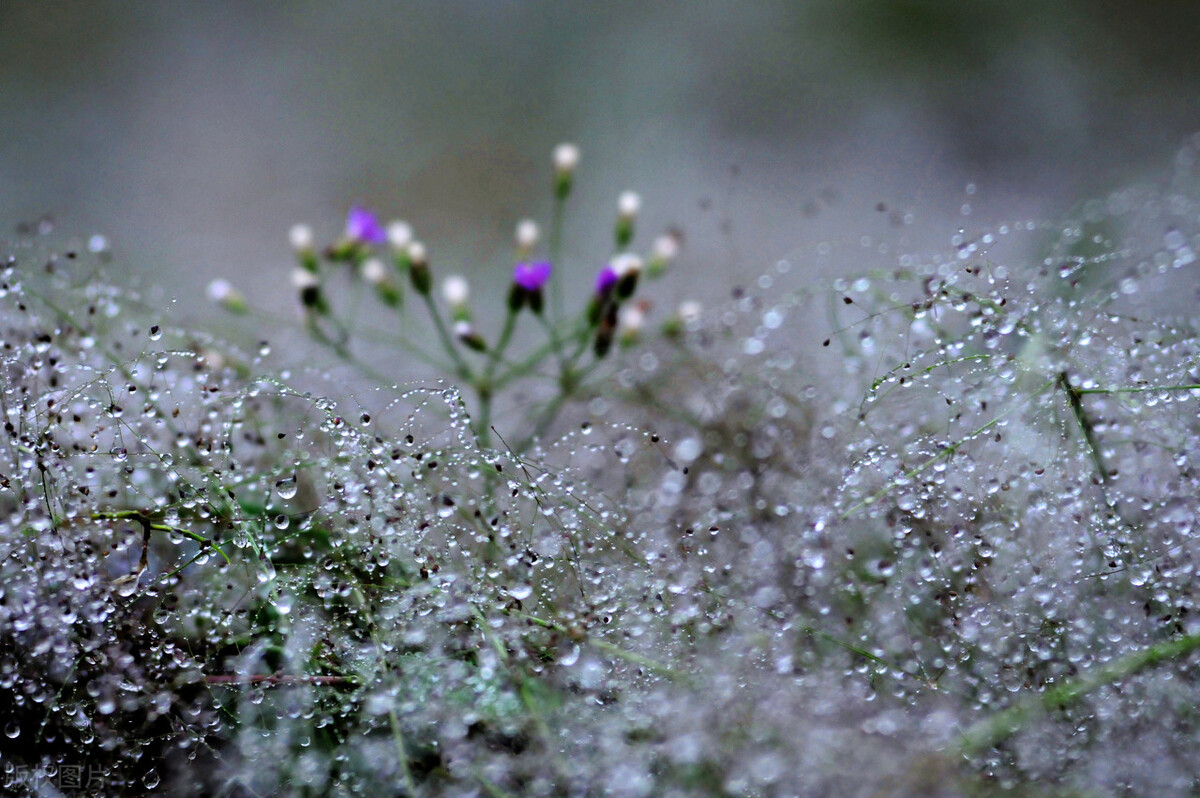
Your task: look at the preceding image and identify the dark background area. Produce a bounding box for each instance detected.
[3,1,1199,323]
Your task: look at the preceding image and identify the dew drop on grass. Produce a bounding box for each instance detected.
[275,475,298,500]
[5,144,1200,797]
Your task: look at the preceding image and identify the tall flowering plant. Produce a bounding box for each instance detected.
[216,145,689,449]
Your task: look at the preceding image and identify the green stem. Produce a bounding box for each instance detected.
[306,318,401,386]
[244,299,443,372]
[1059,371,1108,482]
[959,632,1200,754]
[516,611,687,681]
[549,195,566,323]
[1077,382,1200,395]
[486,309,520,379]
[536,309,569,375]
[420,292,473,383]
[493,318,589,391]
[93,510,231,564]
[476,308,520,445]
[515,357,606,452]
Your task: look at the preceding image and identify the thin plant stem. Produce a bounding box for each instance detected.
[548,194,566,323]
[420,291,473,382]
[203,673,358,687]
[93,510,231,564]
[959,632,1200,754]
[515,611,687,681]
[1077,382,1200,395]
[352,585,418,795]
[492,316,589,391]
[1059,371,1108,482]
[535,309,569,375]
[840,378,1057,518]
[477,307,520,445]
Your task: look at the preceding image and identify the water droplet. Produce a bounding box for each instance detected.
[275,475,298,500]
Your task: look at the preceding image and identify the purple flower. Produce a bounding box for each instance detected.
[513,260,553,291]
[595,264,618,295]
[345,206,386,245]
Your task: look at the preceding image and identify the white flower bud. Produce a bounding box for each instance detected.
[618,303,646,332]
[387,220,413,250]
[453,320,474,338]
[289,224,314,252]
[406,240,427,265]
[553,143,580,173]
[678,300,703,323]
[515,219,539,249]
[361,257,388,285]
[290,268,319,289]
[652,233,680,262]
[206,278,235,303]
[206,278,247,313]
[611,253,643,277]
[617,191,641,219]
[442,275,470,307]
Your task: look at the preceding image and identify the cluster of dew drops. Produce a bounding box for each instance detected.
[0,231,698,794]
[6,144,1200,795]
[591,152,1200,793]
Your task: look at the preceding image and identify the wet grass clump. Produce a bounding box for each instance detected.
[4,138,1200,795]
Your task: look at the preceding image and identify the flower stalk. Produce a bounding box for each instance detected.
[228,145,681,451]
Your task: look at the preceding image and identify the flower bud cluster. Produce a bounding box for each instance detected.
[208,141,693,446]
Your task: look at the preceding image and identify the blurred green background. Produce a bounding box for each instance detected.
[3,1,1200,321]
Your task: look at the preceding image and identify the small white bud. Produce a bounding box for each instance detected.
[678,300,703,323]
[611,253,643,277]
[453,320,474,338]
[206,278,235,303]
[290,268,319,289]
[289,224,314,252]
[652,234,680,263]
[515,219,539,249]
[618,303,646,332]
[387,220,413,250]
[206,278,247,313]
[553,143,580,173]
[406,240,427,264]
[617,191,641,219]
[442,275,470,307]
[361,257,388,285]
